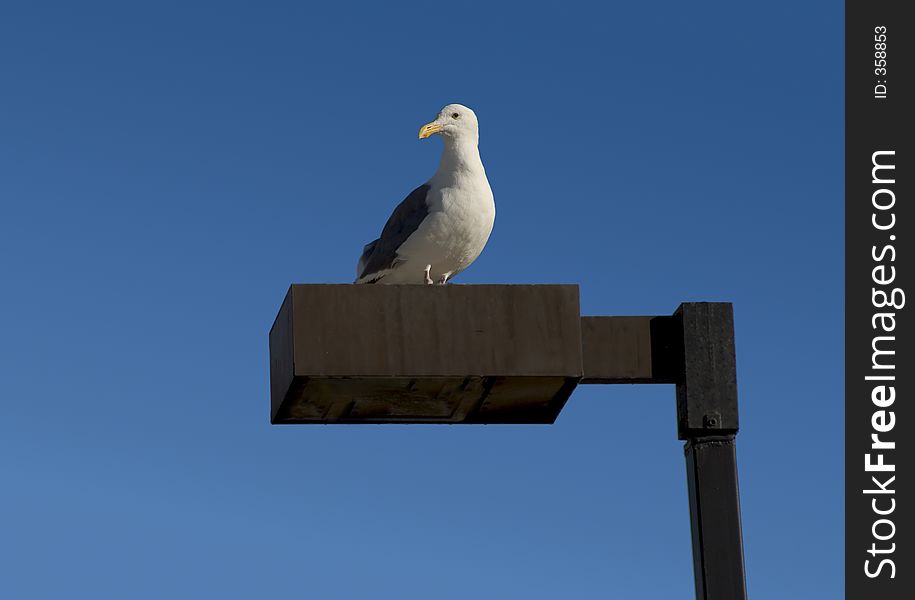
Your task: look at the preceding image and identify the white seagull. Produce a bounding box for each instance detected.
[355,104,495,285]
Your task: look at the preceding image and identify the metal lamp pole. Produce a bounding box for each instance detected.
[270,286,747,599]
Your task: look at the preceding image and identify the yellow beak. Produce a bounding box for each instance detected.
[418,122,443,139]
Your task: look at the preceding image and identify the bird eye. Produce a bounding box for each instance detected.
[451,112,460,119]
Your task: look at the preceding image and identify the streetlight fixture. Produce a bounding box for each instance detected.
[269,284,746,600]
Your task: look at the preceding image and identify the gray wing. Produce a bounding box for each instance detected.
[355,183,431,283]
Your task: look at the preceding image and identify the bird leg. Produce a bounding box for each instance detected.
[423,265,434,285]
[438,272,451,285]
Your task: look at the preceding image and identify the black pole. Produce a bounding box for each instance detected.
[674,303,747,600]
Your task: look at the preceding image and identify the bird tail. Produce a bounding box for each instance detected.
[355,239,379,283]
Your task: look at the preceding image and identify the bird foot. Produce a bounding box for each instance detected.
[438,273,451,285]
[423,265,434,285]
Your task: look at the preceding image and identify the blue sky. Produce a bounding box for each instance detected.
[0,1,843,598]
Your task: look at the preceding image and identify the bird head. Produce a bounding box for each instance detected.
[418,104,479,143]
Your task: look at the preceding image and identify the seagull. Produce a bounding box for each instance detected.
[355,104,495,285]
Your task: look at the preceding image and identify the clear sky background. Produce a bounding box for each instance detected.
[1,2,843,598]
